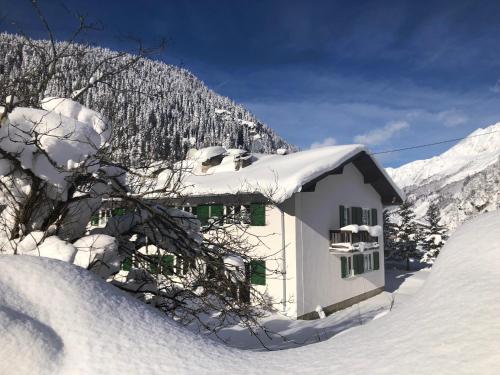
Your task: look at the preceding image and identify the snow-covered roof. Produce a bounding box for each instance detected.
[163,145,404,204]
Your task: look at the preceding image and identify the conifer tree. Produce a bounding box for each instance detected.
[392,199,421,270]
[383,209,398,258]
[421,202,448,263]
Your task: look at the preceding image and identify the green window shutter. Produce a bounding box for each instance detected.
[197,205,209,225]
[162,255,175,276]
[90,216,99,226]
[210,204,224,223]
[352,207,363,225]
[354,254,364,275]
[339,205,345,227]
[148,256,159,274]
[112,207,126,217]
[250,203,266,226]
[373,251,380,270]
[371,208,378,225]
[250,260,266,285]
[347,207,351,225]
[340,256,347,278]
[121,257,132,271]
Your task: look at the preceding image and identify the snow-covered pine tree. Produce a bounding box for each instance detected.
[421,202,448,263]
[383,209,398,258]
[392,199,422,270]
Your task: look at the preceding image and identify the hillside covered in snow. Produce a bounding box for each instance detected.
[0,33,292,164]
[387,123,500,230]
[1,211,499,374]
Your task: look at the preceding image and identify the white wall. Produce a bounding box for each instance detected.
[208,203,299,317]
[294,163,385,317]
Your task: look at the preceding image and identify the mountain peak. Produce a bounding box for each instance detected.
[387,123,500,230]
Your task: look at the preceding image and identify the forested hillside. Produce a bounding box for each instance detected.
[0,33,292,164]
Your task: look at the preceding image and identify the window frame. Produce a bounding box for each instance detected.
[341,250,380,279]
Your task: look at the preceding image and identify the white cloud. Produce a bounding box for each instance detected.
[310,137,337,149]
[437,109,468,127]
[353,121,409,146]
[491,79,500,93]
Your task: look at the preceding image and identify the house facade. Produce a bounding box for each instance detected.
[90,145,403,319]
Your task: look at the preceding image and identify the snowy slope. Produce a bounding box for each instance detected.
[2,211,500,374]
[387,123,500,229]
[0,33,293,164]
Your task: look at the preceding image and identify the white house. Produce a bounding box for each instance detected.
[146,145,404,319]
[89,145,403,319]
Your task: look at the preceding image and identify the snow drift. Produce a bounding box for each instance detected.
[1,211,499,374]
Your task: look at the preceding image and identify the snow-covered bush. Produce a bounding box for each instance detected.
[0,6,274,338]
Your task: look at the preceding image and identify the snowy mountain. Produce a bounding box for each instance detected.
[0,33,293,164]
[387,123,500,230]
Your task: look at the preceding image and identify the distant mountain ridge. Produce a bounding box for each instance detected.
[0,33,293,164]
[386,123,500,230]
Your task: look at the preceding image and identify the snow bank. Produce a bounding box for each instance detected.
[22,236,77,263]
[1,211,499,374]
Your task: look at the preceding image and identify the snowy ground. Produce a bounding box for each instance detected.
[198,267,430,350]
[1,211,499,374]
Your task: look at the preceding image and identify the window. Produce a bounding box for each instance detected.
[250,203,266,226]
[249,260,266,285]
[175,256,190,275]
[362,208,371,225]
[196,204,224,226]
[241,205,251,224]
[364,253,373,272]
[341,251,379,278]
[225,205,241,224]
[99,209,112,226]
[340,206,378,227]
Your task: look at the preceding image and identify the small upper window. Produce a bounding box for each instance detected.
[362,208,371,225]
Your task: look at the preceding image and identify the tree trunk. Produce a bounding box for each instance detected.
[406,257,410,271]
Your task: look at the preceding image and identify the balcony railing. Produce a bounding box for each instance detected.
[329,230,379,252]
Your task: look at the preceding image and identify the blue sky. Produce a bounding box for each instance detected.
[2,0,500,167]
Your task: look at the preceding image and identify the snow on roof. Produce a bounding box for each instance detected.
[163,145,403,204]
[193,146,226,163]
[1,211,499,373]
